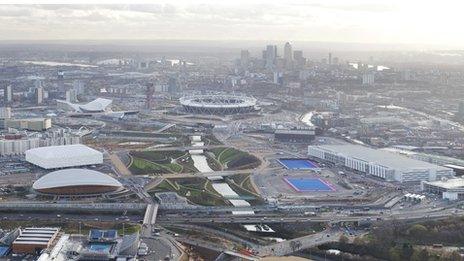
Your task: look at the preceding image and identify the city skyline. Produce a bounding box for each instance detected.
[0,1,464,49]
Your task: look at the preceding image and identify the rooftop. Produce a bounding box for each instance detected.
[313,144,451,171]
[33,169,122,190]
[423,178,464,189]
[26,144,101,159]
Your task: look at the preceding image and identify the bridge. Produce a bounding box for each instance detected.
[143,204,159,226]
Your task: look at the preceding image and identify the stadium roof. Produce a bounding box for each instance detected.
[314,144,450,170]
[33,169,122,190]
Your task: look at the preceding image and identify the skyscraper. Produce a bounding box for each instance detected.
[265,45,277,69]
[328,52,332,65]
[293,50,306,68]
[35,87,44,105]
[284,42,293,69]
[4,85,12,105]
[240,50,250,69]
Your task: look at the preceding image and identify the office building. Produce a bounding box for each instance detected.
[308,144,454,182]
[3,85,12,104]
[265,45,277,69]
[240,49,250,69]
[0,107,11,119]
[362,73,375,86]
[293,50,306,68]
[35,87,44,105]
[65,89,77,103]
[284,42,293,68]
[4,118,51,131]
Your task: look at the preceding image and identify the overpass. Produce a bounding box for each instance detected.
[143,204,159,226]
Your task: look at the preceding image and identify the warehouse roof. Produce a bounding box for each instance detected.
[422,178,464,189]
[312,144,451,171]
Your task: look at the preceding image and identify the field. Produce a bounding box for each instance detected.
[128,150,197,175]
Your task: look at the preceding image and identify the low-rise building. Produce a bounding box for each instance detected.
[4,118,51,131]
[12,227,60,254]
[308,144,454,182]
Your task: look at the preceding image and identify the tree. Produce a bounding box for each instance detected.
[407,224,428,240]
[339,234,349,244]
[411,248,429,261]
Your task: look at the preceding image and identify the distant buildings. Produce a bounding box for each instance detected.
[362,72,375,86]
[4,118,51,131]
[0,129,80,156]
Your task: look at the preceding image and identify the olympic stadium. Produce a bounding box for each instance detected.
[33,169,123,196]
[179,94,258,115]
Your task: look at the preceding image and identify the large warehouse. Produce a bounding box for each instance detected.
[25,144,103,169]
[421,178,464,201]
[33,169,123,195]
[308,144,454,182]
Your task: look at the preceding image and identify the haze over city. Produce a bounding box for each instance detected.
[0,2,464,261]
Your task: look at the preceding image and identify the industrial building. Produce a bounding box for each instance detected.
[307,144,454,182]
[12,227,60,254]
[4,118,51,131]
[33,169,123,195]
[25,144,103,169]
[274,128,315,143]
[421,178,464,200]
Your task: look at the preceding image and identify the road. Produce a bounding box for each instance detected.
[257,230,342,256]
[109,153,132,176]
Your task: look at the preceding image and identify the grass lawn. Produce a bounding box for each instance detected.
[150,178,229,206]
[129,150,197,175]
[210,147,261,170]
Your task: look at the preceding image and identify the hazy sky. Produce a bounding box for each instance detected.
[0,1,464,47]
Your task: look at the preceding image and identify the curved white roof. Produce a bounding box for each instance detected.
[33,169,122,190]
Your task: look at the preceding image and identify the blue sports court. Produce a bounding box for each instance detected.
[284,177,335,192]
[278,159,319,170]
